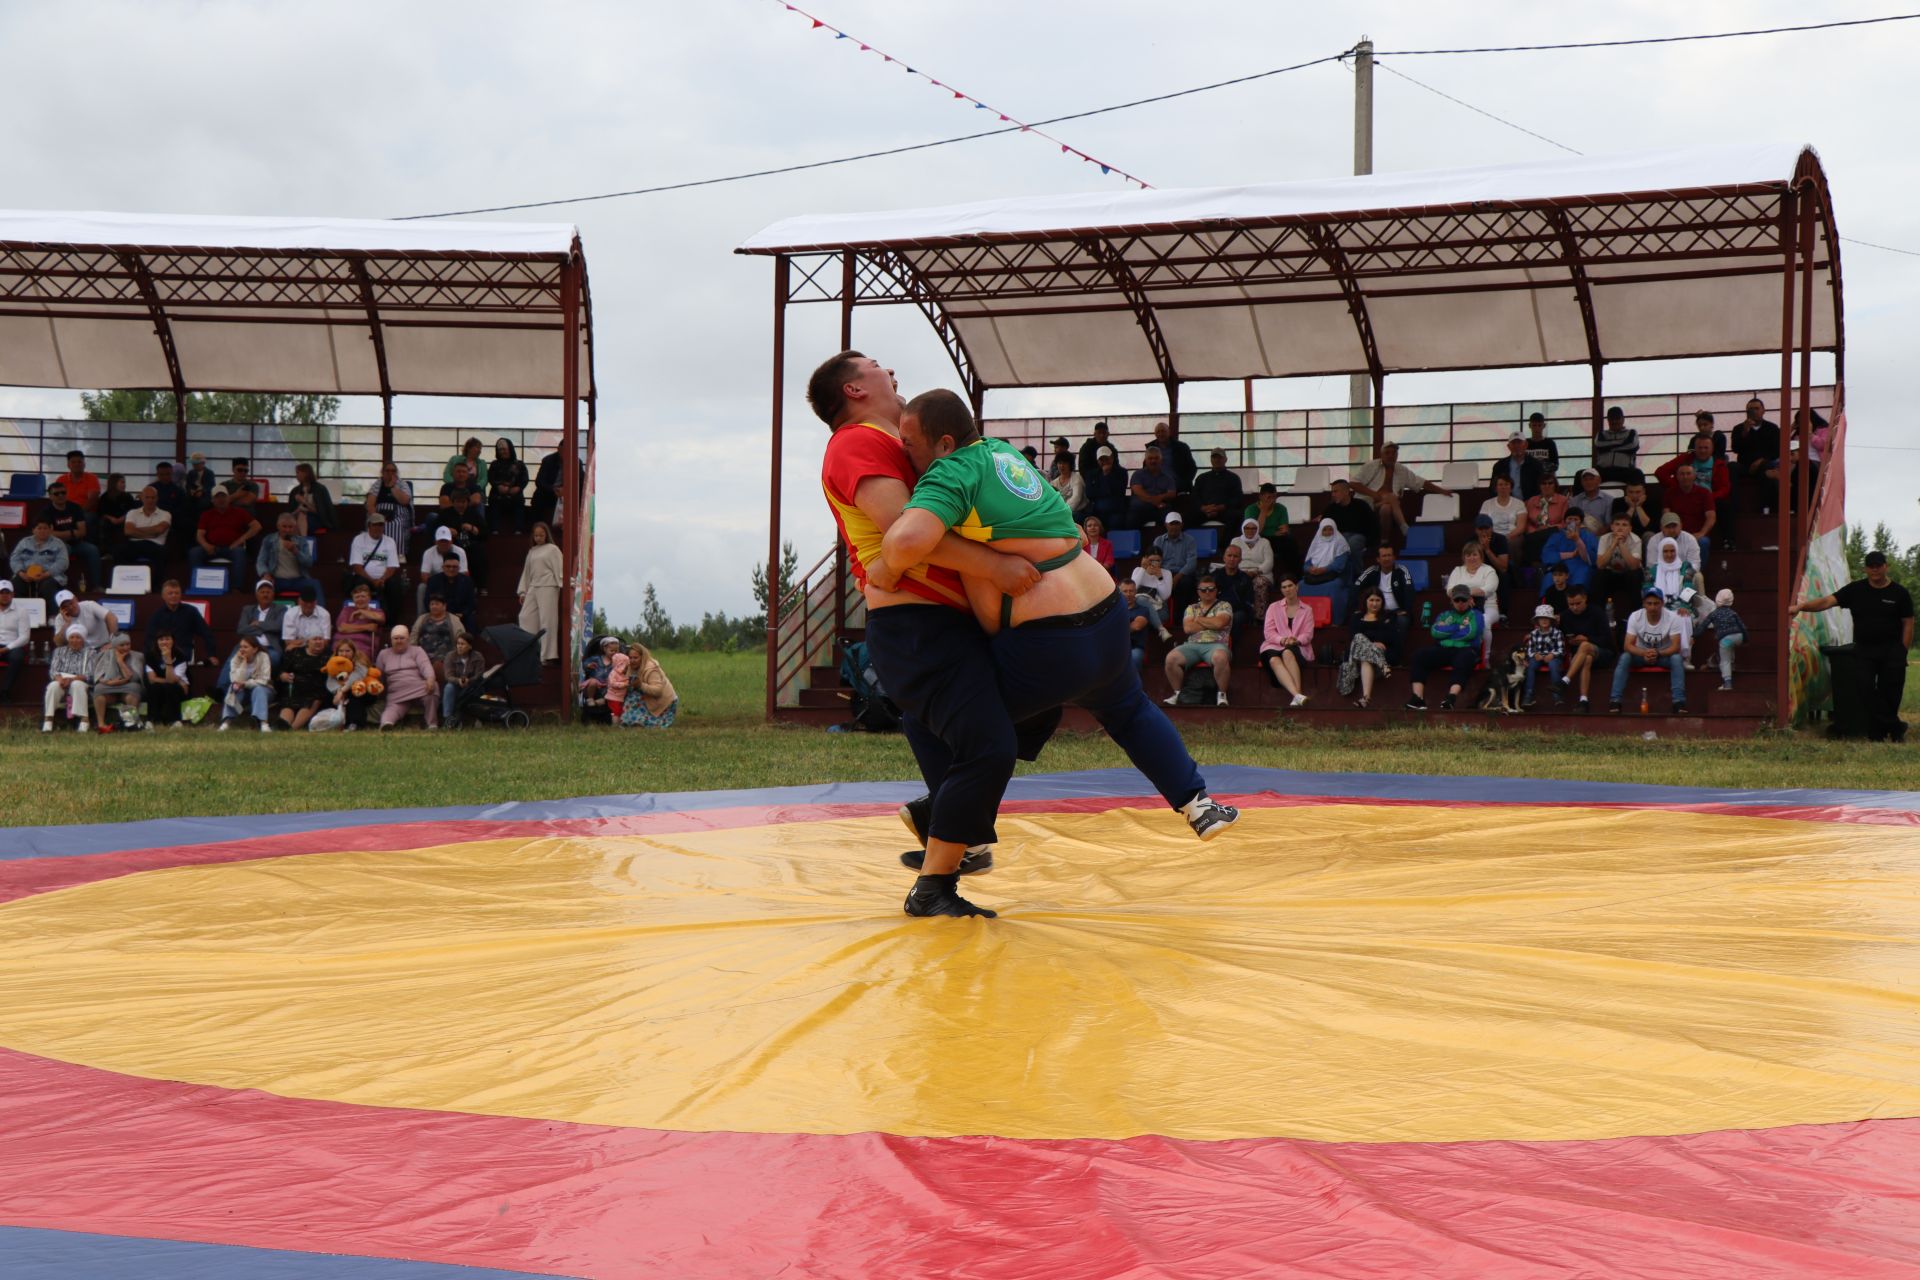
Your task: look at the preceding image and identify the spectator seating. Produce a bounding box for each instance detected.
[6,473,47,500]
[1401,524,1447,558]
[1439,461,1483,491]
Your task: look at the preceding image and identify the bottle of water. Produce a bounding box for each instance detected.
[1420,601,1433,629]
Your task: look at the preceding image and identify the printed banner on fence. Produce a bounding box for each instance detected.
[1789,409,1850,724]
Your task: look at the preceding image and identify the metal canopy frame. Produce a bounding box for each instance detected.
[747,149,1844,728]
[0,227,598,721]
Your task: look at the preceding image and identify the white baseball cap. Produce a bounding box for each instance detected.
[434,525,453,541]
[54,589,75,606]
[1164,512,1184,524]
[0,579,11,593]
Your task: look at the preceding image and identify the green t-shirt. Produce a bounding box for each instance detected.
[905,438,1080,543]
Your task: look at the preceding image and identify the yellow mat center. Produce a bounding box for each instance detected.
[2,803,1919,1143]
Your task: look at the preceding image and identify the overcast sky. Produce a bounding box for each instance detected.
[2,1,1914,623]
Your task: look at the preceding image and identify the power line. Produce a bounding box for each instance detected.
[1375,13,1920,55]
[1840,235,1920,258]
[1375,62,1583,155]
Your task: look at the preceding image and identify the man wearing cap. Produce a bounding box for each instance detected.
[346,512,407,617]
[1487,434,1544,500]
[256,512,325,606]
[90,633,144,731]
[1792,551,1915,742]
[8,517,68,599]
[1193,449,1246,526]
[1657,453,1717,559]
[418,525,469,615]
[188,486,260,589]
[1085,444,1129,530]
[53,589,117,650]
[1153,511,1198,609]
[1405,583,1484,711]
[1540,509,1599,591]
[1077,421,1113,483]
[281,585,333,648]
[143,578,216,665]
[118,486,174,576]
[1557,584,1614,711]
[1592,406,1643,484]
[1610,586,1688,714]
[1567,468,1612,533]
[0,580,30,701]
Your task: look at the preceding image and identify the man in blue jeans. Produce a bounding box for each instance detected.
[1610,586,1688,714]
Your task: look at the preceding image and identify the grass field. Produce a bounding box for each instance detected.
[3,650,1916,828]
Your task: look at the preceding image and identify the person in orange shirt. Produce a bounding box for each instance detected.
[59,449,101,511]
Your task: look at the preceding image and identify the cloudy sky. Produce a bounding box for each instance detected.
[3,1,1914,623]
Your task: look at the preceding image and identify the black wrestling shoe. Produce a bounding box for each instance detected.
[898,794,932,848]
[1182,794,1241,842]
[903,873,996,918]
[899,847,994,875]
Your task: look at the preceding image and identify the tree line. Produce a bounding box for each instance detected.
[591,542,798,653]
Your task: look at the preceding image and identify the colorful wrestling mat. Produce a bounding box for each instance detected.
[4,766,1920,1278]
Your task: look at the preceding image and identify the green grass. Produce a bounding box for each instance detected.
[3,650,1915,828]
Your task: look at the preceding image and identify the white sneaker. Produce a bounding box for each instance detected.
[218,721,231,732]
[1163,692,1180,706]
[1290,693,1309,707]
[40,720,52,733]
[259,723,272,733]
[1216,692,1229,707]
[170,721,184,730]
[1182,794,1241,842]
[1158,628,1173,643]
[75,722,89,733]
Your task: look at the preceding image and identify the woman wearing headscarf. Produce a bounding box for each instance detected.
[1297,518,1350,623]
[488,437,530,534]
[1644,537,1700,652]
[1232,516,1275,612]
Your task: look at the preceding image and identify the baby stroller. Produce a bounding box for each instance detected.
[451,624,544,728]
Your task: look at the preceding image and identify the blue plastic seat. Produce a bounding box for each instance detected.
[6,473,47,500]
[1404,559,1431,591]
[1401,524,1447,558]
[1189,527,1219,558]
[1107,529,1142,560]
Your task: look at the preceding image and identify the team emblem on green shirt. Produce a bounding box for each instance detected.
[994,451,1044,501]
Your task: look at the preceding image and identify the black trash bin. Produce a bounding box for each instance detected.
[1820,644,1871,739]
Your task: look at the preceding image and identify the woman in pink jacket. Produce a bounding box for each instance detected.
[1259,574,1316,708]
[377,625,440,729]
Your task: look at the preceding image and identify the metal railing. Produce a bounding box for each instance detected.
[769,546,865,710]
[0,418,561,500]
[988,387,1835,486]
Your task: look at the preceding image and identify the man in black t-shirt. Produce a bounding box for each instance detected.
[1792,551,1915,741]
[1556,584,1615,712]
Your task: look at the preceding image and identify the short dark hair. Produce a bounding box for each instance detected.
[161,577,181,591]
[905,388,978,449]
[232,458,248,469]
[66,449,84,460]
[428,593,447,605]
[1197,574,1220,590]
[806,349,866,427]
[298,585,317,601]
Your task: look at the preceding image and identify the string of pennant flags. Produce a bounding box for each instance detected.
[775,1,1155,188]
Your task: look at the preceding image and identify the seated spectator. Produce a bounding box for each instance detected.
[1693,409,1728,460]
[1118,578,1153,671]
[425,562,478,631]
[418,526,469,614]
[605,643,632,719]
[223,580,287,688]
[438,461,487,520]
[366,461,416,551]
[1541,561,1573,620]
[1150,420,1197,492]
[1518,473,1569,566]
[1259,574,1315,708]
[1244,482,1303,577]
[1163,573,1234,708]
[1486,435,1544,499]
[412,594,467,674]
[0,579,28,701]
[278,632,333,731]
[1610,586,1688,714]
[1321,478,1376,566]
[1130,550,1176,642]
[256,513,325,605]
[188,487,260,589]
[377,625,440,729]
[1556,585,1614,711]
[1340,588,1396,708]
[1644,537,1703,650]
[1085,448,1130,530]
[287,462,336,536]
[117,487,173,574]
[580,635,619,714]
[1539,510,1599,592]
[90,633,144,731]
[1153,512,1197,608]
[182,452,216,512]
[1657,456,1717,559]
[618,642,680,728]
[1567,468,1612,532]
[1471,514,1513,616]
[1350,544,1413,662]
[1350,442,1449,546]
[145,632,192,728]
[58,448,102,512]
[436,488,489,584]
[281,585,332,648]
[8,517,69,599]
[144,578,216,664]
[1479,474,1525,538]
[1299,518,1351,622]
[1657,435,1731,553]
[488,438,529,534]
[219,635,274,731]
[1524,412,1560,478]
[1081,514,1114,571]
[336,582,387,661]
[1443,541,1501,657]
[446,436,490,489]
[39,481,101,593]
[1231,516,1275,609]
[1193,450,1245,525]
[516,521,564,663]
[1405,584,1484,711]
[1125,445,1177,530]
[1647,511,1702,570]
[1213,542,1259,631]
[345,512,408,618]
[326,638,375,731]
[149,461,189,536]
[1592,406,1643,483]
[1522,604,1566,710]
[1730,397,1780,479]
[1049,454,1087,517]
[95,473,137,552]
[42,627,92,732]
[1595,514,1643,623]
[53,589,118,651]
[1612,480,1663,543]
[441,631,486,726]
[221,458,260,509]
[1077,421,1112,481]
[1703,588,1748,691]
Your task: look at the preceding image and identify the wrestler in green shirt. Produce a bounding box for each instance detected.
[904,437,1081,544]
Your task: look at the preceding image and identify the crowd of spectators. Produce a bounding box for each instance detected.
[1,438,581,732]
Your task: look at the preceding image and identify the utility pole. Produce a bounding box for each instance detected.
[1349,37,1374,421]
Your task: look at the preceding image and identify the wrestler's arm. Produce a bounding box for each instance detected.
[857,477,1037,595]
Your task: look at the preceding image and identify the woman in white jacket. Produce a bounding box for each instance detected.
[517,521,565,663]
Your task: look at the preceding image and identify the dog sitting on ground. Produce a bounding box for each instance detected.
[1477,646,1528,714]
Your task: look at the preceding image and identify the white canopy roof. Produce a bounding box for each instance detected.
[741,144,1840,389]
[0,210,592,399]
